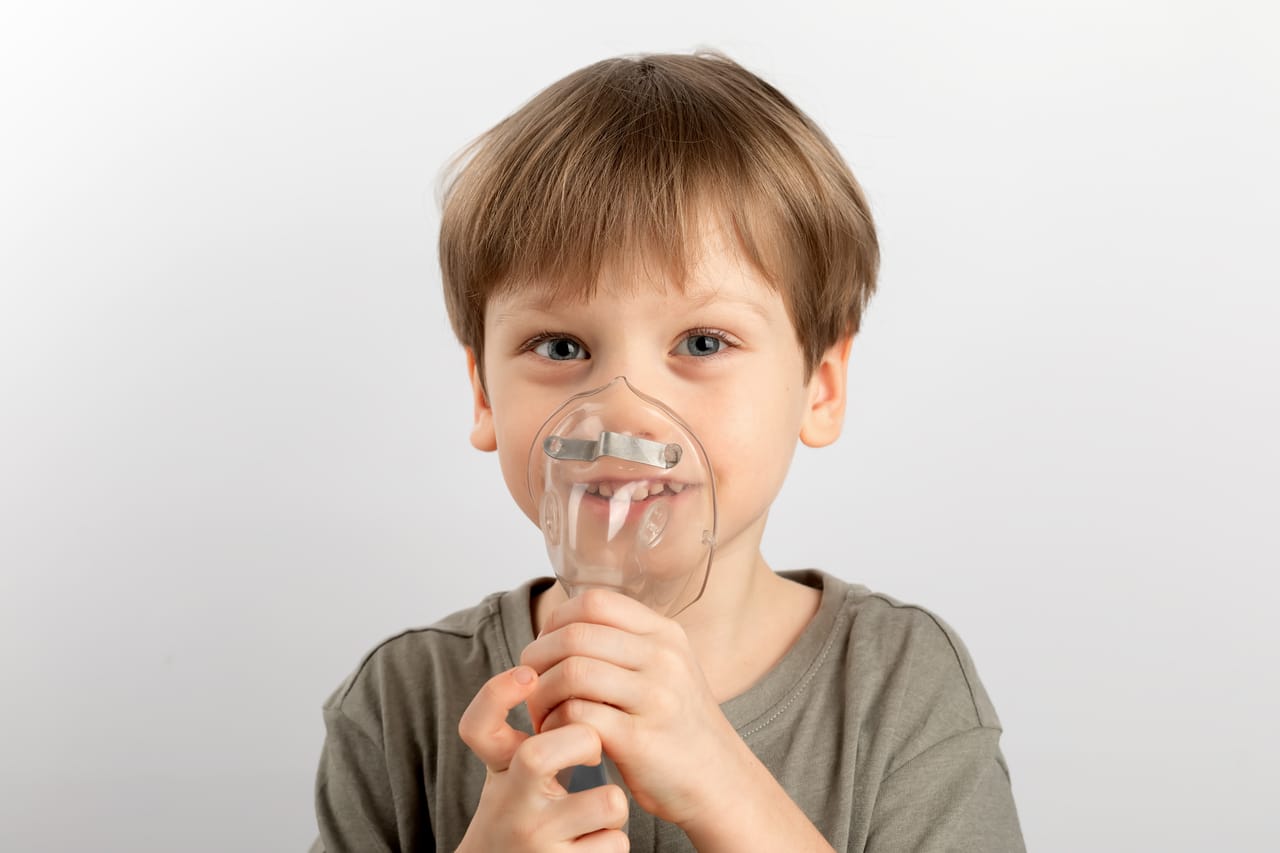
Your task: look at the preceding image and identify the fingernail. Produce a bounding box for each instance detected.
[513,666,534,685]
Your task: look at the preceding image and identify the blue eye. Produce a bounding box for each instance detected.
[676,333,725,357]
[532,337,588,360]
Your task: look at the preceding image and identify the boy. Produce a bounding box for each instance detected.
[312,51,1024,852]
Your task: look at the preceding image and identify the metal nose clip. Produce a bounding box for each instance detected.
[544,431,683,469]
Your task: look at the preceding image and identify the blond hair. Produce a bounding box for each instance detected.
[439,51,879,385]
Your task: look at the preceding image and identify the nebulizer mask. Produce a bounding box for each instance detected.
[526,376,717,617]
[526,376,717,797]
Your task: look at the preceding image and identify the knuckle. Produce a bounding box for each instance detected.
[567,721,601,754]
[655,645,683,672]
[580,588,611,619]
[650,692,676,718]
[511,819,539,847]
[456,710,482,748]
[456,716,476,747]
[658,621,685,648]
[562,697,589,722]
[513,737,550,776]
[564,621,592,651]
[565,655,592,687]
[604,784,628,821]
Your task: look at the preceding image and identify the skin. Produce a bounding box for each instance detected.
[456,224,853,852]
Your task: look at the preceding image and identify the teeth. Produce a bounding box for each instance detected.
[582,481,690,500]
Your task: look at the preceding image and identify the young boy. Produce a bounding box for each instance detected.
[311,52,1024,852]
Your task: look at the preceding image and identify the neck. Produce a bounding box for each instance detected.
[674,541,819,701]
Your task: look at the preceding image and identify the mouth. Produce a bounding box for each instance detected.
[580,480,690,501]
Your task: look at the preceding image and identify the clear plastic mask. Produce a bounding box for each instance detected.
[526,376,717,617]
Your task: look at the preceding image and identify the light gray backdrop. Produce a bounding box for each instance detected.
[2,1,1276,851]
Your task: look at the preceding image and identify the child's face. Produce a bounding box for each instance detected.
[468,225,850,570]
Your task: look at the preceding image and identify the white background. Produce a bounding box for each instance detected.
[2,2,1277,851]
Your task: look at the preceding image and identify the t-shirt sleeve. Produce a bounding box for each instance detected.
[311,700,423,853]
[308,612,499,852]
[309,653,440,853]
[862,604,1025,852]
[866,727,1024,852]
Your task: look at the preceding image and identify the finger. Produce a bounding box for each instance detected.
[571,828,631,853]
[525,656,643,733]
[457,666,538,771]
[520,621,646,675]
[542,697,632,751]
[544,785,630,843]
[539,588,664,639]
[507,722,604,788]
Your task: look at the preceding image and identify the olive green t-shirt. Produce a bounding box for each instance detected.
[310,570,1025,852]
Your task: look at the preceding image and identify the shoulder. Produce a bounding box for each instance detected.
[791,570,1004,764]
[320,582,539,739]
[843,580,1000,728]
[749,572,1021,847]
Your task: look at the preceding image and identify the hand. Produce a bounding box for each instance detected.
[455,666,630,853]
[519,589,750,827]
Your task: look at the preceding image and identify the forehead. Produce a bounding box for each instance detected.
[488,224,784,323]
[490,283,775,325]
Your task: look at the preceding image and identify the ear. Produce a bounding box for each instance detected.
[799,335,854,448]
[466,347,497,452]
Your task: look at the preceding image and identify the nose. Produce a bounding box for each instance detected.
[552,376,689,455]
[587,334,667,397]
[569,340,695,434]
[592,376,678,440]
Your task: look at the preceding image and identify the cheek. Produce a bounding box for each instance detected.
[494,414,543,526]
[500,455,538,525]
[711,401,802,484]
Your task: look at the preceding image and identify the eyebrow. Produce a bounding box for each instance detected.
[492,288,772,326]
[684,289,772,322]
[491,292,560,326]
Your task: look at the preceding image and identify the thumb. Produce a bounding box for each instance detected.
[457,666,539,771]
